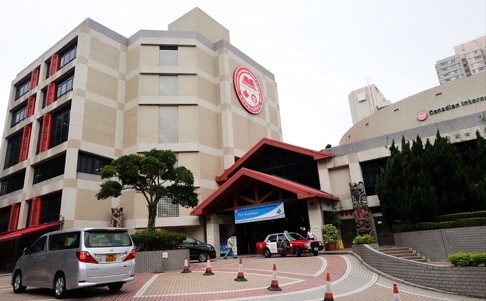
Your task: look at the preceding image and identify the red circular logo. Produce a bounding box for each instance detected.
[233,66,263,114]
[417,110,428,121]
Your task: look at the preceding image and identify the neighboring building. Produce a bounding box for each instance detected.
[0,8,282,270]
[435,36,486,84]
[331,72,486,245]
[348,83,391,124]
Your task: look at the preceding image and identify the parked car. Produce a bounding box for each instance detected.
[12,227,136,299]
[255,231,324,258]
[177,236,216,262]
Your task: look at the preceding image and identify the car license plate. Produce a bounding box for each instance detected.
[105,254,116,262]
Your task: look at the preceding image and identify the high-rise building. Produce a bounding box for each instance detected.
[435,36,486,84]
[348,83,391,124]
[0,8,281,269]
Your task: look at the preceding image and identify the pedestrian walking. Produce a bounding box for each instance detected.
[224,235,236,259]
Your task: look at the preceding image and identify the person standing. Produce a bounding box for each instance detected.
[224,235,236,259]
[307,229,316,240]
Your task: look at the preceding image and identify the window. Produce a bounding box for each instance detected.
[51,105,71,147]
[0,206,10,233]
[39,192,62,224]
[159,75,178,96]
[56,74,74,98]
[77,152,112,175]
[29,236,47,253]
[33,154,66,184]
[0,170,25,195]
[11,105,27,127]
[49,232,80,250]
[359,158,388,196]
[59,44,77,69]
[4,131,23,168]
[159,46,178,66]
[159,106,178,143]
[157,196,179,217]
[15,79,30,99]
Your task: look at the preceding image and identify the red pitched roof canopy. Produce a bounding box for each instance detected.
[0,221,60,243]
[215,138,333,183]
[191,168,338,216]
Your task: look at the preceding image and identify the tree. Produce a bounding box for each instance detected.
[96,149,198,230]
[376,131,481,226]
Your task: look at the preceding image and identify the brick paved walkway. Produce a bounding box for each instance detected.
[0,254,483,301]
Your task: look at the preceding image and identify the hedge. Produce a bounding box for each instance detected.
[392,217,486,233]
[448,252,486,266]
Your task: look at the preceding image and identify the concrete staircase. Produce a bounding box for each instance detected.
[379,246,430,263]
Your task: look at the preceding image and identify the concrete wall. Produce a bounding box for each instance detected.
[394,226,486,261]
[353,244,486,299]
[135,249,189,273]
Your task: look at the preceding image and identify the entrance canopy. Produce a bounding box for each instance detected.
[0,221,60,243]
[191,168,338,216]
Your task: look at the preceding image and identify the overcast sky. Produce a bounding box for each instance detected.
[0,0,485,151]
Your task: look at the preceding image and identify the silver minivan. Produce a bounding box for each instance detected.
[11,227,136,299]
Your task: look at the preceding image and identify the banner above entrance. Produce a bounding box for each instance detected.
[234,202,285,224]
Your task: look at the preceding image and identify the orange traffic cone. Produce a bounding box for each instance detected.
[323,273,334,301]
[181,256,191,273]
[393,283,401,301]
[234,258,248,282]
[203,255,214,275]
[267,264,282,291]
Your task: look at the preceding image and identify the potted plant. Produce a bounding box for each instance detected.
[322,224,339,251]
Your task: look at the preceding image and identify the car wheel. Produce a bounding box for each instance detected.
[108,282,124,292]
[13,271,26,293]
[54,273,67,299]
[198,252,208,262]
[313,251,319,256]
[263,248,272,258]
[294,247,302,257]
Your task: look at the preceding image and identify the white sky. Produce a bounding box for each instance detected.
[0,0,485,151]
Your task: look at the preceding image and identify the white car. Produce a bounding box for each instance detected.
[12,227,136,299]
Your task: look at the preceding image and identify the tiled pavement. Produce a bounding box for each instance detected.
[0,254,483,301]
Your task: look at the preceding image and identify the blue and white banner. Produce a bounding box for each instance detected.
[234,202,285,224]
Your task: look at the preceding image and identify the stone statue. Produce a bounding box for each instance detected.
[349,182,372,235]
[111,206,124,227]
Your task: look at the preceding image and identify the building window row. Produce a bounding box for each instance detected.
[157,196,179,217]
[15,79,30,99]
[77,152,112,175]
[0,170,25,196]
[33,154,66,184]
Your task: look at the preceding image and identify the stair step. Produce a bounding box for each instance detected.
[379,246,430,263]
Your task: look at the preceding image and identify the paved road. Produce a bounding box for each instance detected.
[0,254,483,301]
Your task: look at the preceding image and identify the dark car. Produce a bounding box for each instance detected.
[177,236,216,262]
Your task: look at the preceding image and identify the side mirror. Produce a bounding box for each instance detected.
[23,247,31,255]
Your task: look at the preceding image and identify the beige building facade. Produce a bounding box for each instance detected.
[0,7,282,266]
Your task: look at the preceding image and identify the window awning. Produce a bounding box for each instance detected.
[0,221,60,243]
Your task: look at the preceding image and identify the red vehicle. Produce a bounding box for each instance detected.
[255,231,324,258]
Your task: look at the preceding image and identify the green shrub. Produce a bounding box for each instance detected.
[322,224,339,243]
[448,252,486,266]
[353,234,374,244]
[131,229,186,251]
[392,217,486,233]
[434,211,486,222]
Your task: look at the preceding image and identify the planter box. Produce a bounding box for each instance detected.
[136,249,189,273]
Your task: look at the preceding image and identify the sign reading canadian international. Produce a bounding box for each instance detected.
[233,66,263,114]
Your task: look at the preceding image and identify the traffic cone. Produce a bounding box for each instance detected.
[203,255,214,275]
[267,264,282,291]
[323,273,334,301]
[234,258,248,282]
[393,283,401,301]
[181,256,191,273]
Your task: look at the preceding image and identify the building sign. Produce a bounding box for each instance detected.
[418,95,486,121]
[234,202,285,224]
[233,66,263,114]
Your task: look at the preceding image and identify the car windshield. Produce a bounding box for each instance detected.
[84,230,132,248]
[286,232,305,240]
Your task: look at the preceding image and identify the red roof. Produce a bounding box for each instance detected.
[216,138,333,183]
[191,168,339,216]
[0,221,60,243]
